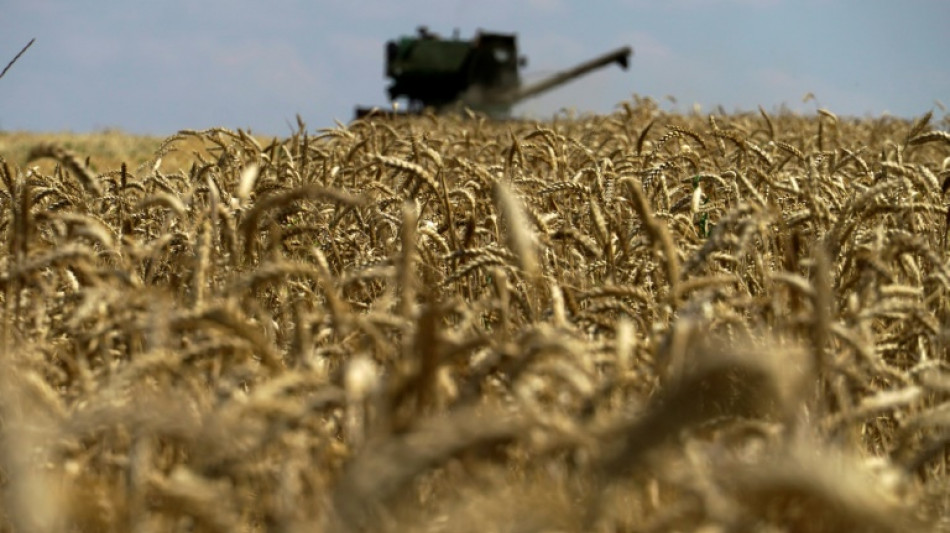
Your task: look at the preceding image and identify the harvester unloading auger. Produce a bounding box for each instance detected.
[355,27,632,118]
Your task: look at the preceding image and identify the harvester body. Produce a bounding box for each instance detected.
[357,27,632,118]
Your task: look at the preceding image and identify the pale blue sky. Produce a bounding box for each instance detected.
[1,0,947,135]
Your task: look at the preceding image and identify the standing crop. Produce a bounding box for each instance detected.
[0,99,948,531]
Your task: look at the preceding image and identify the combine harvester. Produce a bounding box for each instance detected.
[355,27,632,118]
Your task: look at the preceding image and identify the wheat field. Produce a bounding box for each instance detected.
[0,98,949,532]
